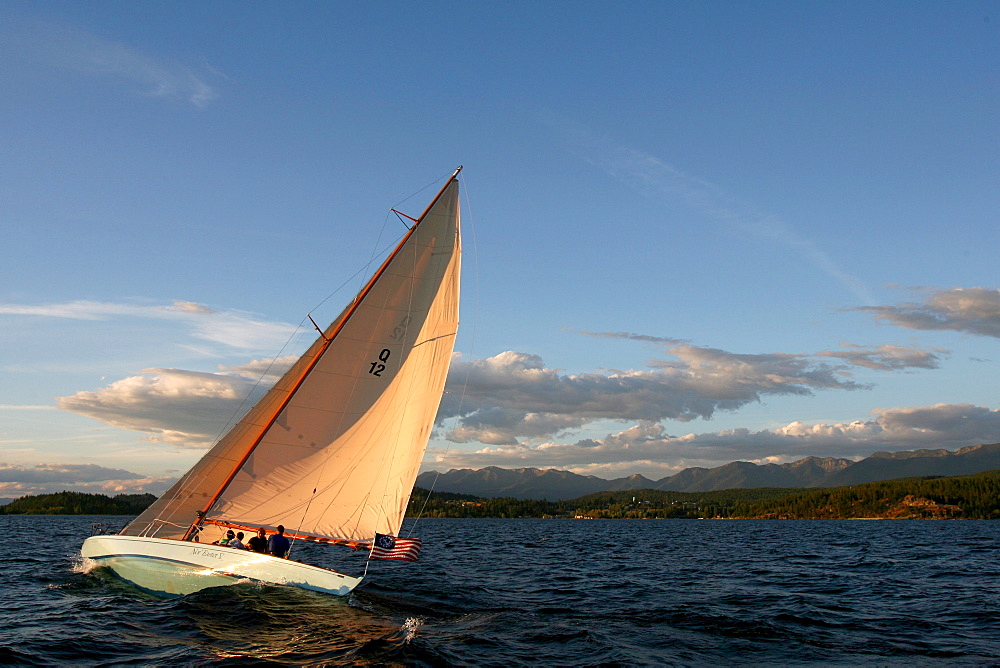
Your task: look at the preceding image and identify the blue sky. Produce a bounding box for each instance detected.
[1,1,998,497]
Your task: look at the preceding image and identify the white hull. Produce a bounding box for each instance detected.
[81,535,362,598]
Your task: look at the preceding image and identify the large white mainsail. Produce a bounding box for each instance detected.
[122,170,461,548]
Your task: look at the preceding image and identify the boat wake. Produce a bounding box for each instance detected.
[400,617,423,643]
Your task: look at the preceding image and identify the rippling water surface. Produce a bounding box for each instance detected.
[4,515,1000,665]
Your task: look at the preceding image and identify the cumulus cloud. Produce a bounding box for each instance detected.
[0,463,141,483]
[57,336,941,453]
[432,404,1000,477]
[0,463,175,498]
[854,287,1000,339]
[219,356,297,384]
[54,317,954,467]
[439,346,873,445]
[55,359,295,447]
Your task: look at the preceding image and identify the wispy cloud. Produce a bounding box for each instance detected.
[817,343,946,371]
[853,286,1000,339]
[543,113,876,305]
[0,299,297,352]
[0,405,57,411]
[3,16,219,108]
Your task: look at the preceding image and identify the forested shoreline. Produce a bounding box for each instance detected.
[0,491,156,515]
[4,470,1000,519]
[410,470,1000,520]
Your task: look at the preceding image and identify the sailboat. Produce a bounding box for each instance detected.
[81,168,462,598]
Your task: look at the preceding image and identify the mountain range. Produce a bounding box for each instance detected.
[415,442,1000,500]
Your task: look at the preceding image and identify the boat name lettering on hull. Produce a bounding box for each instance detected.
[191,548,223,559]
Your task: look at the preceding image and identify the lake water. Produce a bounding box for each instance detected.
[4,515,1000,665]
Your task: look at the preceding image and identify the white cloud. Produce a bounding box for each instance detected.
[0,299,298,352]
[432,403,1000,476]
[56,331,949,457]
[0,405,57,411]
[439,346,872,444]
[0,463,139,483]
[220,356,297,384]
[855,287,1000,339]
[54,355,296,447]
[56,367,269,447]
[816,343,945,371]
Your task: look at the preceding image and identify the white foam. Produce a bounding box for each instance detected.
[70,554,98,574]
[400,617,423,643]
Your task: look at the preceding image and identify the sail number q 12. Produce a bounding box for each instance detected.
[369,349,391,377]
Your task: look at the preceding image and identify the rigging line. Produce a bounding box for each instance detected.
[409,175,479,534]
[392,209,418,229]
[358,167,457,305]
[308,239,394,315]
[390,169,460,214]
[362,207,395,301]
[308,192,437,319]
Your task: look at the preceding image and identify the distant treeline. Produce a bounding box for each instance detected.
[406,487,798,519]
[734,470,1000,520]
[7,471,1000,519]
[407,470,1000,520]
[0,491,157,515]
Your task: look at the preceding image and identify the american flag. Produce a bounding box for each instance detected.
[370,533,422,561]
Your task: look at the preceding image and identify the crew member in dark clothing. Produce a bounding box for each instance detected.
[247,527,268,553]
[268,524,291,558]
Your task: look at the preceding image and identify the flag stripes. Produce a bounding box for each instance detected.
[371,533,422,561]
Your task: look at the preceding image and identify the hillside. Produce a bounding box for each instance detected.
[417,443,1000,499]
[736,470,1000,519]
[413,466,654,499]
[408,470,1000,520]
